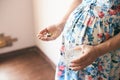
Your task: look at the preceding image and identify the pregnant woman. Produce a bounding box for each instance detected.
[38,0,120,80]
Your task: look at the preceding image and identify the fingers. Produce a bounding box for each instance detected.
[69,45,89,71]
[73,45,85,50]
[40,36,55,41]
[73,46,82,50]
[70,62,81,67]
[39,28,48,34]
[71,52,85,63]
[70,64,86,71]
[70,59,86,69]
[71,45,86,64]
[70,59,91,71]
[38,28,48,37]
[37,28,54,41]
[38,28,47,38]
[70,45,96,71]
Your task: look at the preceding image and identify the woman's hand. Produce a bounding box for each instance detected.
[38,23,64,41]
[70,45,100,71]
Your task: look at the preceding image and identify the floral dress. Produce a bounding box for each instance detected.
[55,0,120,80]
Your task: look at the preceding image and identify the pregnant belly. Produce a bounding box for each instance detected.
[63,13,120,46]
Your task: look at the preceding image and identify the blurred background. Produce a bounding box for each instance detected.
[0,0,72,80]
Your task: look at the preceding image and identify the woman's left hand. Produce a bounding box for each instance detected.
[70,45,100,71]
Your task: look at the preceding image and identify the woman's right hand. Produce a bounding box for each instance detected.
[37,23,64,41]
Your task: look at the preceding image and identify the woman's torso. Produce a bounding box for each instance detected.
[63,0,120,46]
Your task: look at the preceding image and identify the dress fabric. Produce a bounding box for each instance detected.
[55,0,120,80]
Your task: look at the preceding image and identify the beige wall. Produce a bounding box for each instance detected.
[33,0,72,65]
[0,0,35,53]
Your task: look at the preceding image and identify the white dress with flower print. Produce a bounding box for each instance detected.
[55,0,120,80]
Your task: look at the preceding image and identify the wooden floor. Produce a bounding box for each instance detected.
[0,47,55,80]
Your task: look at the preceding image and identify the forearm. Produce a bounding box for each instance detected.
[96,33,120,57]
[59,0,83,28]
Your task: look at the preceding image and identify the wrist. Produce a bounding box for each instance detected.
[56,20,66,31]
[92,46,101,58]
[94,44,107,57]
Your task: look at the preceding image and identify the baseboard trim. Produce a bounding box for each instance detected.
[0,46,36,57]
[34,47,56,70]
[0,46,56,71]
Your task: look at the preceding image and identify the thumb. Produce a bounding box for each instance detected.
[73,45,83,51]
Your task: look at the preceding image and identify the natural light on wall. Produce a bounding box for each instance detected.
[33,0,73,27]
[41,0,73,25]
[33,0,73,65]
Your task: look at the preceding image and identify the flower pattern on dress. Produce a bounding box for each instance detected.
[55,0,120,80]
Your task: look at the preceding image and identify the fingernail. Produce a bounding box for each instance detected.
[69,68,72,70]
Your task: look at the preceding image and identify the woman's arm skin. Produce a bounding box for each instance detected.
[38,0,83,41]
[96,33,120,56]
[70,33,120,71]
